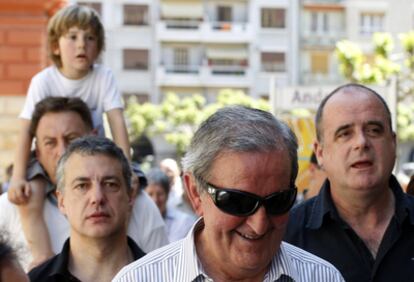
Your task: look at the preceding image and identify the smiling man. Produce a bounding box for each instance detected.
[114,106,344,282]
[29,136,145,282]
[284,83,414,281]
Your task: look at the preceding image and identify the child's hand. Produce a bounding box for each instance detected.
[7,179,31,205]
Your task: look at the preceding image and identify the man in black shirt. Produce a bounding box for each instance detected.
[29,137,145,281]
[284,83,414,282]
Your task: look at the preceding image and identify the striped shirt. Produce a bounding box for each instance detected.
[113,219,345,282]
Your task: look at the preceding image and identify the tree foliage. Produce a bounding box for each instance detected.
[126,89,270,156]
[336,32,414,141]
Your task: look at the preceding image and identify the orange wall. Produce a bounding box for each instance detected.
[0,0,66,95]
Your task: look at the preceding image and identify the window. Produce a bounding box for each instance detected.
[123,5,149,25]
[360,13,384,35]
[217,6,232,22]
[123,49,149,70]
[173,48,189,66]
[310,12,329,33]
[310,52,328,74]
[261,8,285,28]
[78,2,102,16]
[261,52,285,72]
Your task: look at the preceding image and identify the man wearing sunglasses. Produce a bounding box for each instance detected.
[114,106,344,282]
[285,84,414,282]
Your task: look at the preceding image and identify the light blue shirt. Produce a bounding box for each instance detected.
[113,218,345,282]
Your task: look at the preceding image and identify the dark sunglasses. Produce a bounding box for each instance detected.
[205,182,297,217]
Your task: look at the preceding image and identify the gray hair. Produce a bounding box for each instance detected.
[181,105,298,191]
[315,83,392,142]
[56,136,131,192]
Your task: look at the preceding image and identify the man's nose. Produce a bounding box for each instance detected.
[56,142,67,158]
[354,130,370,150]
[90,184,105,205]
[246,205,269,235]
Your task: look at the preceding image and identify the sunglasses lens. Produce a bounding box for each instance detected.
[265,189,297,215]
[215,190,257,216]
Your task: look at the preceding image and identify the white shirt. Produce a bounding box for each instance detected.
[20,65,123,136]
[113,219,345,282]
[0,190,168,271]
[164,207,196,242]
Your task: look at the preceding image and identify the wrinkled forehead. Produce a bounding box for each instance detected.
[35,111,89,139]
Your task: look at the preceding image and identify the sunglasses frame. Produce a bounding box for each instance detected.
[205,182,297,217]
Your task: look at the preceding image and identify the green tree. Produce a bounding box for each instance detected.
[336,32,414,141]
[126,89,270,157]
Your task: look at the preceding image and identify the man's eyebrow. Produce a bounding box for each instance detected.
[333,123,352,136]
[71,177,90,185]
[365,120,384,128]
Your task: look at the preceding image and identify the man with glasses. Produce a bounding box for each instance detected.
[113,106,344,282]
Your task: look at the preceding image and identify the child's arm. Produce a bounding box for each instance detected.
[106,108,131,160]
[9,119,32,204]
[20,178,54,270]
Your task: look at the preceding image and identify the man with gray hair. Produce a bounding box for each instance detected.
[114,106,344,281]
[29,136,145,282]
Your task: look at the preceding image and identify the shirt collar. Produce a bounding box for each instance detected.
[307,175,414,229]
[175,218,206,282]
[48,239,73,278]
[175,218,296,282]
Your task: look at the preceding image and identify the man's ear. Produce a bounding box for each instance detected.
[183,172,203,217]
[314,141,324,169]
[57,190,67,216]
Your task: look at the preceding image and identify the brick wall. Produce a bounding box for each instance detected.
[0,0,66,183]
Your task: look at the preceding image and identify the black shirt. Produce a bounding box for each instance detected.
[29,237,145,282]
[284,175,414,282]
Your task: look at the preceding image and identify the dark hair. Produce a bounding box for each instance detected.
[56,136,131,192]
[146,168,171,195]
[29,97,93,138]
[315,83,392,142]
[0,232,17,270]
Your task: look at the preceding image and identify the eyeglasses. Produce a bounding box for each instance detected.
[205,182,297,217]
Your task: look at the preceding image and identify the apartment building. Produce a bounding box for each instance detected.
[75,0,299,101]
[299,0,414,86]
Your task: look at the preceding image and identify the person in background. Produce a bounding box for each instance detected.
[113,106,344,282]
[160,158,197,218]
[285,83,414,281]
[29,136,145,282]
[303,151,327,200]
[8,4,130,266]
[145,168,196,242]
[0,231,29,282]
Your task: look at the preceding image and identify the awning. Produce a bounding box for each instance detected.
[161,1,203,19]
[206,48,248,60]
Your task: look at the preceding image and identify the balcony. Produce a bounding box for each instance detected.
[200,21,253,43]
[301,30,345,47]
[157,65,202,87]
[156,64,252,88]
[157,20,202,42]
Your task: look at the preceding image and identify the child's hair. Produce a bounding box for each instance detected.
[47,4,105,67]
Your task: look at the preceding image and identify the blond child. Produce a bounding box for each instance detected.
[8,5,130,268]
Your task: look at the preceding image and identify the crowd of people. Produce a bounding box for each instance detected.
[1,3,414,282]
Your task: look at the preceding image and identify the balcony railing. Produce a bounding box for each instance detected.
[164,64,200,74]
